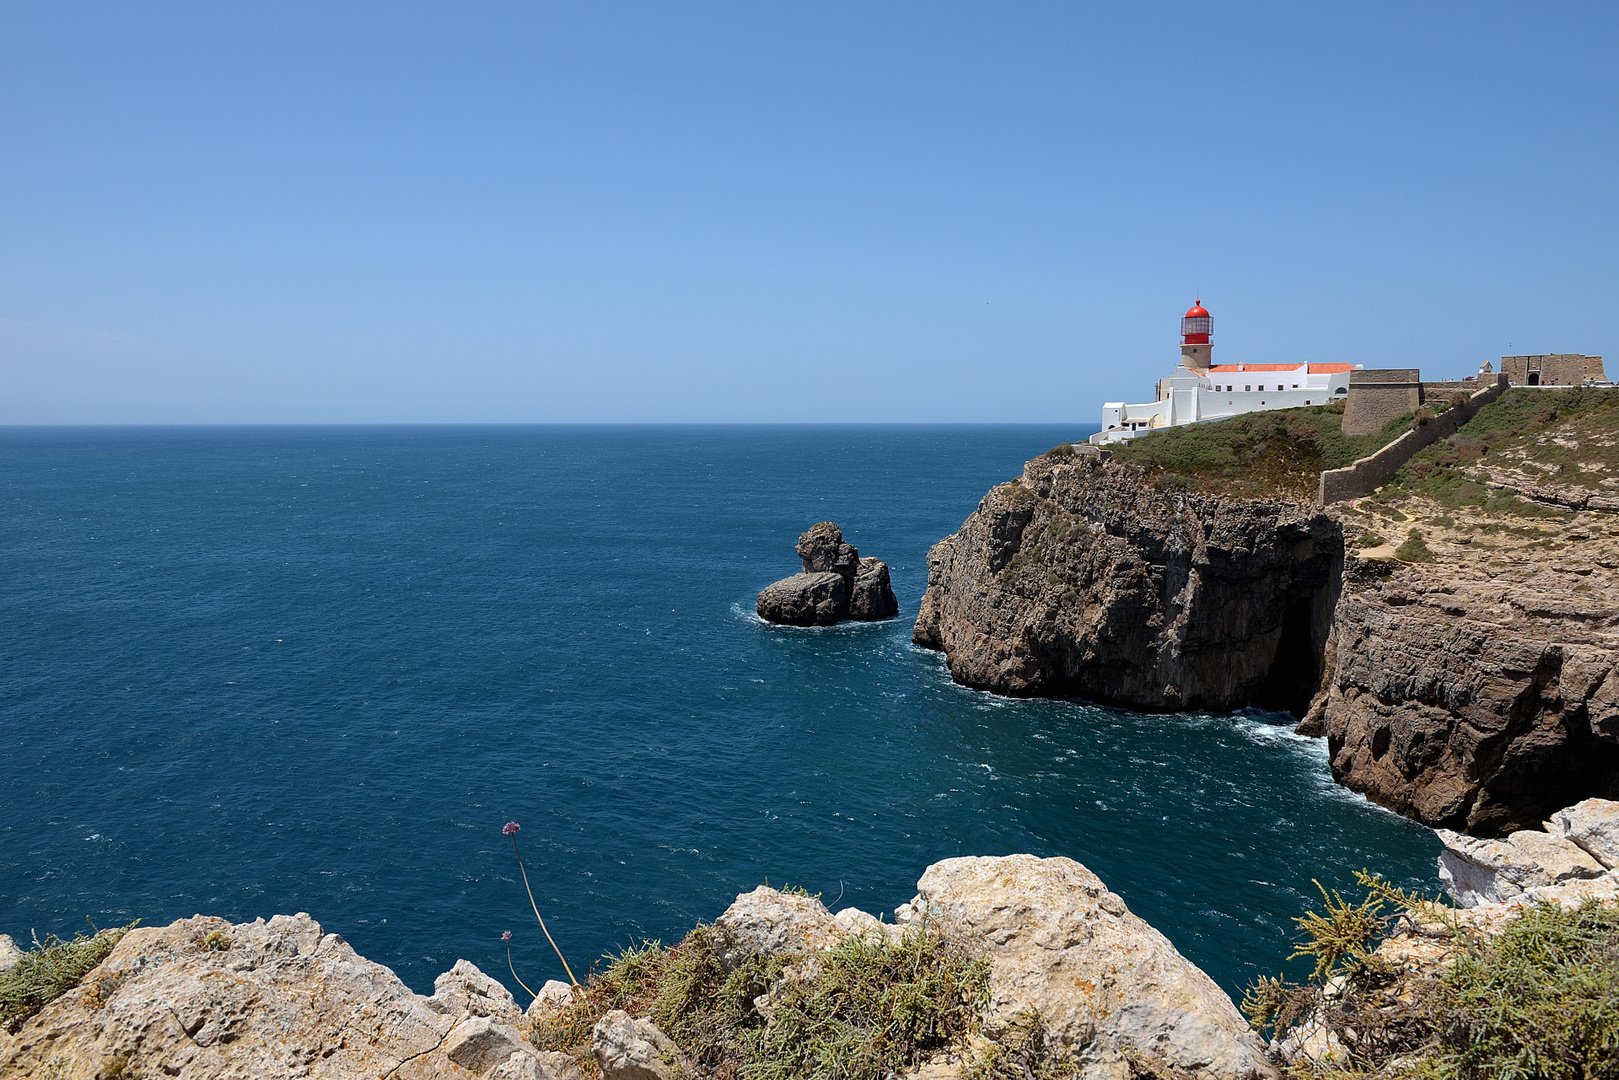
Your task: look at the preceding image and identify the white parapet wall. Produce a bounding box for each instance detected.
[1091,370,1353,446]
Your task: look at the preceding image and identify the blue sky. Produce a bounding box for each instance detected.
[2,3,1614,423]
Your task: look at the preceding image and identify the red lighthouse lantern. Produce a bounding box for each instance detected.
[1181,300,1212,345]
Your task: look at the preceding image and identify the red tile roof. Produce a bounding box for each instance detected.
[1201,362,1356,374]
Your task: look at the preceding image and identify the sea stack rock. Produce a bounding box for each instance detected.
[756,522,899,626]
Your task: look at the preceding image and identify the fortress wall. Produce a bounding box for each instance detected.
[1500,354,1603,387]
[1341,369,1421,436]
[1320,375,1509,505]
[1420,381,1477,400]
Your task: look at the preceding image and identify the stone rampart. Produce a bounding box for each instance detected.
[1500,353,1606,387]
[1319,374,1509,505]
[1421,381,1477,399]
[1341,369,1421,436]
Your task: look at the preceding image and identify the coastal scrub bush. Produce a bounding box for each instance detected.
[1245,871,1619,1079]
[0,921,136,1033]
[528,922,991,1080]
[1394,528,1434,563]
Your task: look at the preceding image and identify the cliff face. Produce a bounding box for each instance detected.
[913,448,1343,715]
[1316,390,1619,836]
[1319,510,1619,836]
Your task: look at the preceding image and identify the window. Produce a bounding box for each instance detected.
[1245,385,1252,392]
[1292,384,1300,388]
[1334,387,1347,396]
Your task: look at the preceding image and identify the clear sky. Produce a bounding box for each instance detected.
[2,3,1614,423]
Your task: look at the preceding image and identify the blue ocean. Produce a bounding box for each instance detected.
[0,425,1437,1000]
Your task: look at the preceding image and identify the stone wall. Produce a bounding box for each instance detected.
[1341,369,1421,436]
[1500,353,1606,387]
[1421,380,1477,399]
[1319,374,1509,505]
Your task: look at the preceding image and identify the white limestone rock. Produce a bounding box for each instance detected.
[430,957,525,1025]
[0,935,20,972]
[488,1050,585,1080]
[1436,827,1607,907]
[0,912,470,1079]
[525,978,576,1021]
[711,885,847,969]
[591,1009,689,1080]
[1524,869,1619,907]
[905,855,1276,1080]
[444,1016,538,1073]
[833,906,901,942]
[1551,797,1619,869]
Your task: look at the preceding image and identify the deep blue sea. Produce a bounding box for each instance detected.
[0,425,1438,1001]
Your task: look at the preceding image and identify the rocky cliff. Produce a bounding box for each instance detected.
[1318,389,1619,835]
[916,394,1619,836]
[913,446,1343,715]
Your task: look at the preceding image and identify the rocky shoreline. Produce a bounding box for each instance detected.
[7,800,1617,1079]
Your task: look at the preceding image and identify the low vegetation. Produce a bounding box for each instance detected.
[1394,528,1434,563]
[528,922,992,1080]
[1244,872,1619,1078]
[1106,406,1414,501]
[1376,387,1619,513]
[1,921,136,1033]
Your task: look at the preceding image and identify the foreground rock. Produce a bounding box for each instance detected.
[0,913,579,1080]
[1434,796,1619,907]
[1279,800,1619,1074]
[705,858,1272,1080]
[903,855,1275,1080]
[0,856,1278,1079]
[757,522,899,626]
[914,446,1341,713]
[0,936,19,972]
[591,1010,688,1080]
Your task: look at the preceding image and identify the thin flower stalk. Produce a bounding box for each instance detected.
[503,821,578,986]
[501,930,539,1002]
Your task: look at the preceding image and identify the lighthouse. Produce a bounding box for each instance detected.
[1090,298,1360,445]
[1180,300,1212,371]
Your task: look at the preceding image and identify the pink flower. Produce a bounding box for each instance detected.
[502,931,512,942]
[503,822,520,836]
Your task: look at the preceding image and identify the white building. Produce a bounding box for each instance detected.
[1089,301,1361,445]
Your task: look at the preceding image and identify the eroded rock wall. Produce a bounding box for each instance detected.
[913,451,1342,714]
[1320,535,1619,835]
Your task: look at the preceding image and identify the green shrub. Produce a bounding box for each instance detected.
[1,921,136,1033]
[1245,872,1619,1079]
[1395,529,1434,562]
[530,922,992,1080]
[1381,387,1619,512]
[1427,900,1619,1079]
